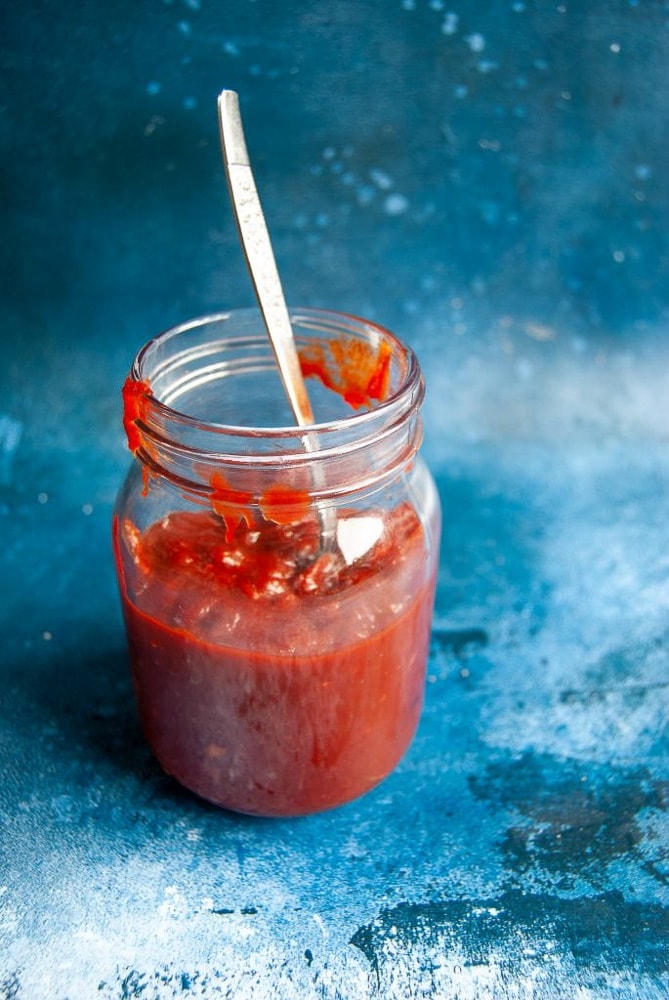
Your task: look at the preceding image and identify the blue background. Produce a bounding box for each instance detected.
[1,1,668,997]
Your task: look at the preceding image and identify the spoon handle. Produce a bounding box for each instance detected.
[217,90,338,551]
[217,90,315,427]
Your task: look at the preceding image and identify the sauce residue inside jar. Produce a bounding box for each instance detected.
[298,336,392,409]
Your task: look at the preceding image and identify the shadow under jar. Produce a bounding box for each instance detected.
[113,308,441,816]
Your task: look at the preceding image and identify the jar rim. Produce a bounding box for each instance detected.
[132,307,423,442]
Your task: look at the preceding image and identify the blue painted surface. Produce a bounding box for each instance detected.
[1,1,668,997]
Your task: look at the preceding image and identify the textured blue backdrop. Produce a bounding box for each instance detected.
[1,1,668,997]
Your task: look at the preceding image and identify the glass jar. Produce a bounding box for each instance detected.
[113,308,441,816]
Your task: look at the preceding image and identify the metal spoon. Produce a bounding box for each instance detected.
[217,89,337,549]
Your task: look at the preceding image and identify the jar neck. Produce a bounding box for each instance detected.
[124,308,424,503]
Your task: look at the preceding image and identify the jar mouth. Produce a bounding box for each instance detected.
[126,308,424,500]
[132,307,423,441]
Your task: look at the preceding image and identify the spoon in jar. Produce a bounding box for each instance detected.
[217,89,338,551]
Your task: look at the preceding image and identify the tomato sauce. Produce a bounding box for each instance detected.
[298,335,392,409]
[114,503,435,815]
[121,377,151,455]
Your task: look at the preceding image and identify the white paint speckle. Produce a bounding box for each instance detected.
[613,250,625,263]
[465,33,486,52]
[610,42,621,53]
[369,167,393,190]
[441,12,458,35]
[38,492,48,504]
[383,193,409,216]
[144,115,164,136]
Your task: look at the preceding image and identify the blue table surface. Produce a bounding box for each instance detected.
[1,2,668,997]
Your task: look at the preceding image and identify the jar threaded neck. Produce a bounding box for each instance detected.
[125,308,424,503]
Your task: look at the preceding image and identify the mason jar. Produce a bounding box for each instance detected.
[113,308,441,816]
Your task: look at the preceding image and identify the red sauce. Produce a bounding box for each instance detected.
[114,503,435,816]
[122,377,152,455]
[121,334,391,465]
[298,336,392,409]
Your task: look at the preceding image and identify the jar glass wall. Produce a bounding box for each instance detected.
[113,308,441,816]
